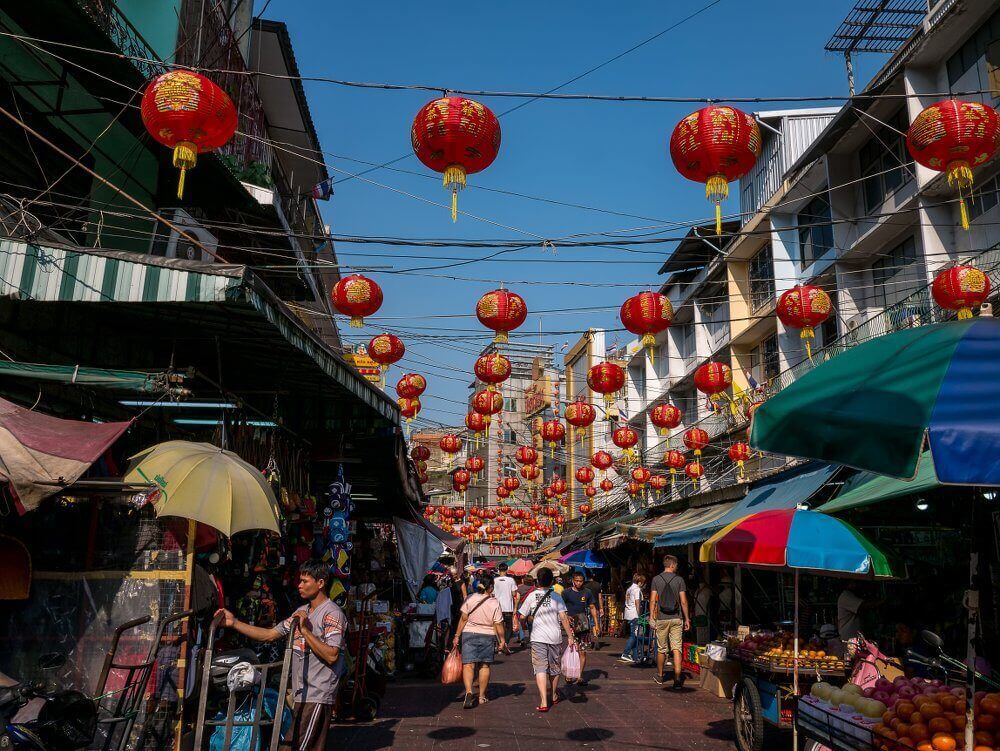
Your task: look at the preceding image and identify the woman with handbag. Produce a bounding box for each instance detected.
[451,573,506,708]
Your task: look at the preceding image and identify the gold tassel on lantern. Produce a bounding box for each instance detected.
[706,174,729,236]
[173,141,197,200]
[801,326,815,362]
[443,164,467,222]
[947,163,973,231]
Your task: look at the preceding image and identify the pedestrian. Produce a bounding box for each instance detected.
[562,571,600,685]
[517,566,575,713]
[216,560,346,751]
[492,563,518,647]
[435,576,454,646]
[418,574,439,604]
[649,554,691,690]
[583,571,603,649]
[513,574,536,646]
[619,573,646,663]
[451,572,506,709]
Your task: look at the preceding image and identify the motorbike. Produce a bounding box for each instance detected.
[907,629,1000,689]
[0,654,96,751]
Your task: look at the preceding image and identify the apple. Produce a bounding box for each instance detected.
[875,678,894,693]
[873,691,890,704]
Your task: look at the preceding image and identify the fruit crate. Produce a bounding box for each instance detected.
[735,648,847,677]
[796,696,914,751]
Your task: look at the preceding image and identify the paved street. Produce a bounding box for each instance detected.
[330,638,736,751]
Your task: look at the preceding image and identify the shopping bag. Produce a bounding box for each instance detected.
[561,644,581,681]
[440,648,463,685]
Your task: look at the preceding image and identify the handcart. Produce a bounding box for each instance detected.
[340,595,386,722]
[92,609,194,751]
[192,612,295,751]
[633,602,655,666]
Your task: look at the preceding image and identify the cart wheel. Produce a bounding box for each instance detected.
[353,696,378,722]
[734,677,765,751]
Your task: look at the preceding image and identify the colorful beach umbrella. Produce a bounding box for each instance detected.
[508,557,535,576]
[558,549,607,569]
[699,508,898,578]
[750,319,1000,484]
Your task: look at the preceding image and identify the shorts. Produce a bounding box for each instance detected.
[654,618,684,654]
[282,701,332,751]
[461,632,496,664]
[530,641,563,676]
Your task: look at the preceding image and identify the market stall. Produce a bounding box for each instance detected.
[699,508,901,751]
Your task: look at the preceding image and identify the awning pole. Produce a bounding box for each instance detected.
[793,570,799,751]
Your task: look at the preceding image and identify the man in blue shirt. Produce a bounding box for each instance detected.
[562,571,600,685]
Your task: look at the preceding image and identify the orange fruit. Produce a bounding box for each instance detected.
[972,747,991,751]
[931,734,956,751]
[916,743,933,751]
[909,723,930,742]
[972,731,993,746]
[940,696,957,712]
[928,718,952,735]
[922,703,944,720]
[898,702,917,720]
[884,711,896,726]
[897,723,910,737]
[976,714,997,731]
[980,695,1000,715]
[915,696,931,708]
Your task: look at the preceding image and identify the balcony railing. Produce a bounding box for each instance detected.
[76,0,167,79]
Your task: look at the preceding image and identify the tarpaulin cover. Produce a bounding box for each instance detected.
[653,463,836,548]
[818,451,940,513]
[0,397,131,513]
[394,516,446,600]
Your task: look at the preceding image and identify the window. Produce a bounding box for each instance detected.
[818,288,839,347]
[967,173,1000,221]
[629,362,646,397]
[859,111,910,213]
[871,237,924,309]
[748,244,775,313]
[673,388,698,425]
[797,192,834,268]
[504,397,518,412]
[677,325,696,361]
[503,428,517,445]
[749,334,780,384]
[946,9,1000,86]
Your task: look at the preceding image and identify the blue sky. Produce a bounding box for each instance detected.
[265,0,887,425]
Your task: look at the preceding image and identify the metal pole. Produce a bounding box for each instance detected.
[793,570,799,751]
[845,52,856,97]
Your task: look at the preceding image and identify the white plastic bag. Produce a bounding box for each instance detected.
[561,644,581,681]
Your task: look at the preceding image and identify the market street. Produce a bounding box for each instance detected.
[330,638,736,751]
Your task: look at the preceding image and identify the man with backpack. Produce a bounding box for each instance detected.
[649,555,691,690]
[516,567,576,712]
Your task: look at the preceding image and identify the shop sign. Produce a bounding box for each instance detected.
[524,378,551,416]
[344,347,382,384]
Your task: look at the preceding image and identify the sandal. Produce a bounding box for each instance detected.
[478,696,489,705]
[463,693,476,709]
[536,705,549,713]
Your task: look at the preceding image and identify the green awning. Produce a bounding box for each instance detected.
[818,451,940,513]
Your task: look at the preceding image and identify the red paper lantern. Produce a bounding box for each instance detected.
[397,396,421,421]
[620,291,674,354]
[551,477,567,495]
[466,455,485,474]
[729,441,752,481]
[141,71,237,199]
[579,502,593,515]
[664,449,687,470]
[669,105,761,234]
[591,451,614,472]
[476,289,527,344]
[685,461,705,482]
[584,486,597,499]
[474,352,512,391]
[683,427,709,456]
[439,434,462,455]
[626,481,642,497]
[932,265,991,319]
[906,100,1000,230]
[649,403,683,435]
[515,445,538,465]
[395,373,427,399]
[649,474,668,491]
[496,485,511,499]
[411,445,431,462]
[453,479,467,493]
[411,96,501,221]
[564,398,597,431]
[600,478,614,493]
[453,468,471,486]
[694,361,732,400]
[521,464,540,482]
[544,487,556,499]
[331,274,383,327]
[631,466,651,485]
[472,390,503,424]
[587,362,625,412]
[541,419,566,449]
[415,460,428,474]
[777,285,833,359]
[556,514,566,526]
[612,425,639,454]
[502,476,521,492]
[368,333,405,371]
[465,411,488,436]
[575,466,595,485]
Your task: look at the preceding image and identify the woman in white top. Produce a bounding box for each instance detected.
[618,573,647,663]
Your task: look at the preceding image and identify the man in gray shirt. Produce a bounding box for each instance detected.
[218,560,347,751]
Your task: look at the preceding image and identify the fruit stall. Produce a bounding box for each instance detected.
[699,509,901,751]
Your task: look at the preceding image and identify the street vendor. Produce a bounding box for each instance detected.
[216,560,347,751]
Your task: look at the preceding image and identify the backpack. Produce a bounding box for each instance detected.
[655,573,681,617]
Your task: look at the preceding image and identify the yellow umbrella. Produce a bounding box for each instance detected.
[125,440,281,536]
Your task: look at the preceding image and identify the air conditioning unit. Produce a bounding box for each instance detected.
[149,208,219,263]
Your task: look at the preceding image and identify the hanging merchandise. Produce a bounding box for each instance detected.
[932,265,991,319]
[669,105,762,234]
[397,397,421,423]
[540,419,566,455]
[728,441,752,481]
[906,99,1000,230]
[620,291,674,361]
[395,373,427,399]
[411,96,501,221]
[476,289,527,344]
[564,398,597,433]
[140,71,237,199]
[367,333,405,375]
[683,427,710,457]
[649,403,683,435]
[587,362,625,415]
[331,274,383,327]
[694,361,732,402]
[776,285,833,361]
[474,352,512,391]
[612,425,639,462]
